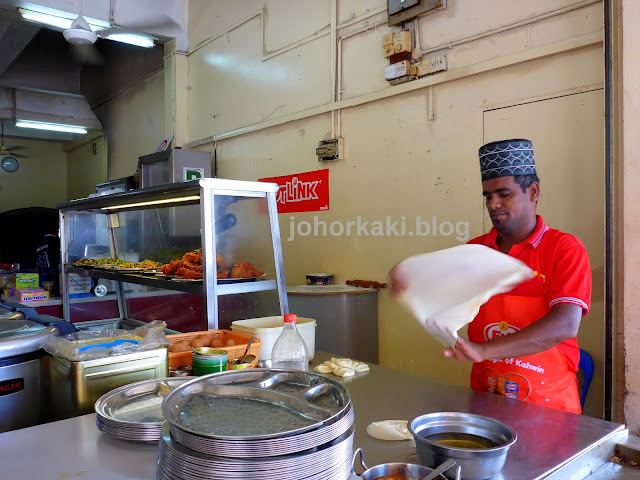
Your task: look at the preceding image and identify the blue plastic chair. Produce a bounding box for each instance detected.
[578,349,594,410]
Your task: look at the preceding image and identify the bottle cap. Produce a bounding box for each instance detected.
[283,313,297,323]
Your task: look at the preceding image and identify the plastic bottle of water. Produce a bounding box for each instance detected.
[271,313,309,371]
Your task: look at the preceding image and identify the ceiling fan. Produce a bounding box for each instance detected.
[0,122,28,159]
[61,12,180,65]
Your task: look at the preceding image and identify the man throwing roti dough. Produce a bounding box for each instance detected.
[443,138,591,414]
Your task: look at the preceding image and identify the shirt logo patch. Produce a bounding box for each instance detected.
[484,322,520,341]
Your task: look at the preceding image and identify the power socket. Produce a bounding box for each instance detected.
[410,54,448,77]
[383,44,395,58]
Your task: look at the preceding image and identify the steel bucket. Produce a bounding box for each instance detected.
[409,412,516,480]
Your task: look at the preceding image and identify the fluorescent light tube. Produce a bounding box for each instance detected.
[20,11,72,29]
[19,7,109,31]
[103,33,155,48]
[16,120,88,134]
[100,196,201,210]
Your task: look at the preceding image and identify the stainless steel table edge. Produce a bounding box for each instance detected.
[538,428,628,480]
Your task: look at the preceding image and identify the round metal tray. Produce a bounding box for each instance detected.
[157,421,354,480]
[94,377,194,443]
[169,405,354,458]
[162,369,351,441]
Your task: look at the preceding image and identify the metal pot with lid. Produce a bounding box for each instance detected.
[0,314,60,432]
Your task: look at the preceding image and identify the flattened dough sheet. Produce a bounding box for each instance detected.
[394,244,535,347]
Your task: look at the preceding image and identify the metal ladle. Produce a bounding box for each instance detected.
[422,458,456,480]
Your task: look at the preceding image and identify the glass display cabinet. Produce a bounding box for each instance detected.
[57,178,288,332]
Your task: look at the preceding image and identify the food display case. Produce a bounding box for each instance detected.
[57,178,288,332]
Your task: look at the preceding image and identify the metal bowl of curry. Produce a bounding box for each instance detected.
[409,412,516,480]
[352,448,446,480]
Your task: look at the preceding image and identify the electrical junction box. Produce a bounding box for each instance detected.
[383,44,395,58]
[385,60,411,80]
[410,54,448,77]
[393,31,412,54]
[316,138,344,162]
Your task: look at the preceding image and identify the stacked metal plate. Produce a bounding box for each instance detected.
[94,377,194,444]
[157,369,355,480]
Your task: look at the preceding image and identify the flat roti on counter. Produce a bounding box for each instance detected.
[394,244,535,347]
[366,420,413,441]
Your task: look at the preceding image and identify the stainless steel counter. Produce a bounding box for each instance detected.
[0,351,632,480]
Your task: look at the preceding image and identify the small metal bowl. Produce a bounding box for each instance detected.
[229,354,257,369]
[352,448,446,480]
[409,412,516,480]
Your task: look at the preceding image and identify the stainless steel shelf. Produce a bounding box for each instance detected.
[67,267,277,296]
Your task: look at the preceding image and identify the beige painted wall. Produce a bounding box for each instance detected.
[94,70,165,180]
[619,0,640,434]
[66,136,107,201]
[0,137,68,212]
[182,1,607,415]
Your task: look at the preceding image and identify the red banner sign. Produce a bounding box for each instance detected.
[259,169,329,213]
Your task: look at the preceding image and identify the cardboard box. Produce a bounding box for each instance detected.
[16,273,39,289]
[16,287,49,303]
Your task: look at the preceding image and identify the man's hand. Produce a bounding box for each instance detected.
[443,337,486,362]
[443,303,583,362]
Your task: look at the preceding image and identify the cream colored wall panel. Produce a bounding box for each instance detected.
[484,90,605,418]
[188,0,384,52]
[94,71,165,180]
[416,0,595,51]
[188,0,264,49]
[445,3,602,72]
[67,137,107,201]
[340,26,391,99]
[188,22,331,142]
[0,138,67,212]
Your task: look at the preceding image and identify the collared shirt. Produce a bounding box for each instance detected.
[468,215,591,371]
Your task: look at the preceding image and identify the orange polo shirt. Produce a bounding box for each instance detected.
[468,215,591,371]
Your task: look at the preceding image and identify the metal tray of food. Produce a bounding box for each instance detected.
[162,369,351,441]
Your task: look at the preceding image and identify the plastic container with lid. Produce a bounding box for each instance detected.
[270,314,309,371]
[231,316,316,361]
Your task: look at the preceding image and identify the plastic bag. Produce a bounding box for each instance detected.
[41,320,170,361]
[394,244,535,347]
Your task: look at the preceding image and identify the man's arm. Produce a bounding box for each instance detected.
[443,302,582,362]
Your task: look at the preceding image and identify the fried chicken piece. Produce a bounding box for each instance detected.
[176,267,203,279]
[216,255,230,270]
[183,252,202,266]
[162,260,183,275]
[217,269,230,279]
[230,261,256,278]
